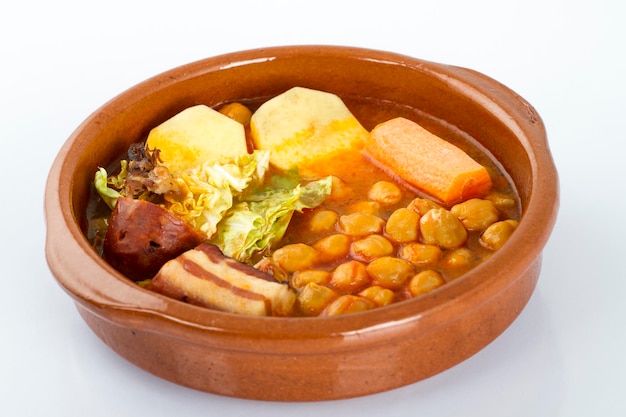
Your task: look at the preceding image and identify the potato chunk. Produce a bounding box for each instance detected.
[250,87,369,175]
[146,105,248,174]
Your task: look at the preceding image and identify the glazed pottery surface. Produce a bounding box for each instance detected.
[45,45,559,401]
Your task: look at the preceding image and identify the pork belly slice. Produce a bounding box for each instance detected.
[150,244,296,316]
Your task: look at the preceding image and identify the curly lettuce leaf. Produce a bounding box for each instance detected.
[210,175,332,263]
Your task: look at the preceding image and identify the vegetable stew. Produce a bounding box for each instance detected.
[86,88,520,317]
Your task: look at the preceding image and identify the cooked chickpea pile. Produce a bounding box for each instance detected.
[274,178,519,317]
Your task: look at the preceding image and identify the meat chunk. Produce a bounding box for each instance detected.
[150,244,296,316]
[103,197,205,281]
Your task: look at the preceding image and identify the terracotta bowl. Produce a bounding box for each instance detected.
[45,45,559,401]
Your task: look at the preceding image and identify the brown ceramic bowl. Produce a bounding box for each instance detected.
[45,45,558,401]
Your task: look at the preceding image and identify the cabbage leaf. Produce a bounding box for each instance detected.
[164,150,270,238]
[94,167,121,210]
[210,174,332,264]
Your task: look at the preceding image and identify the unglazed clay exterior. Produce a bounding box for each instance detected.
[45,46,559,401]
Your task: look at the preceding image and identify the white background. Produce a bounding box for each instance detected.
[2,1,625,416]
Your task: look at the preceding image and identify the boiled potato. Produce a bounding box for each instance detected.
[250,87,368,175]
[146,104,247,174]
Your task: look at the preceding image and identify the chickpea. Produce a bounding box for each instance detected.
[218,102,252,125]
[480,219,519,251]
[441,247,475,269]
[451,198,499,232]
[358,285,395,306]
[346,200,381,216]
[398,243,442,267]
[408,270,445,297]
[291,269,331,290]
[321,295,376,316]
[312,234,352,263]
[338,212,385,237]
[485,192,516,210]
[330,260,370,293]
[407,198,441,216]
[327,176,353,201]
[272,243,318,273]
[385,207,420,243]
[308,209,339,233]
[351,235,394,262]
[420,208,468,249]
[297,282,339,316]
[366,256,414,290]
[368,181,403,205]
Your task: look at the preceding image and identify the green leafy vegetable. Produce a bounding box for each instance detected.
[94,150,271,238]
[165,150,270,237]
[94,167,121,210]
[210,175,332,264]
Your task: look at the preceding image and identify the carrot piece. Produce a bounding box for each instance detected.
[366,117,492,205]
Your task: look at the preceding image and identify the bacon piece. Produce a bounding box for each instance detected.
[150,244,296,316]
